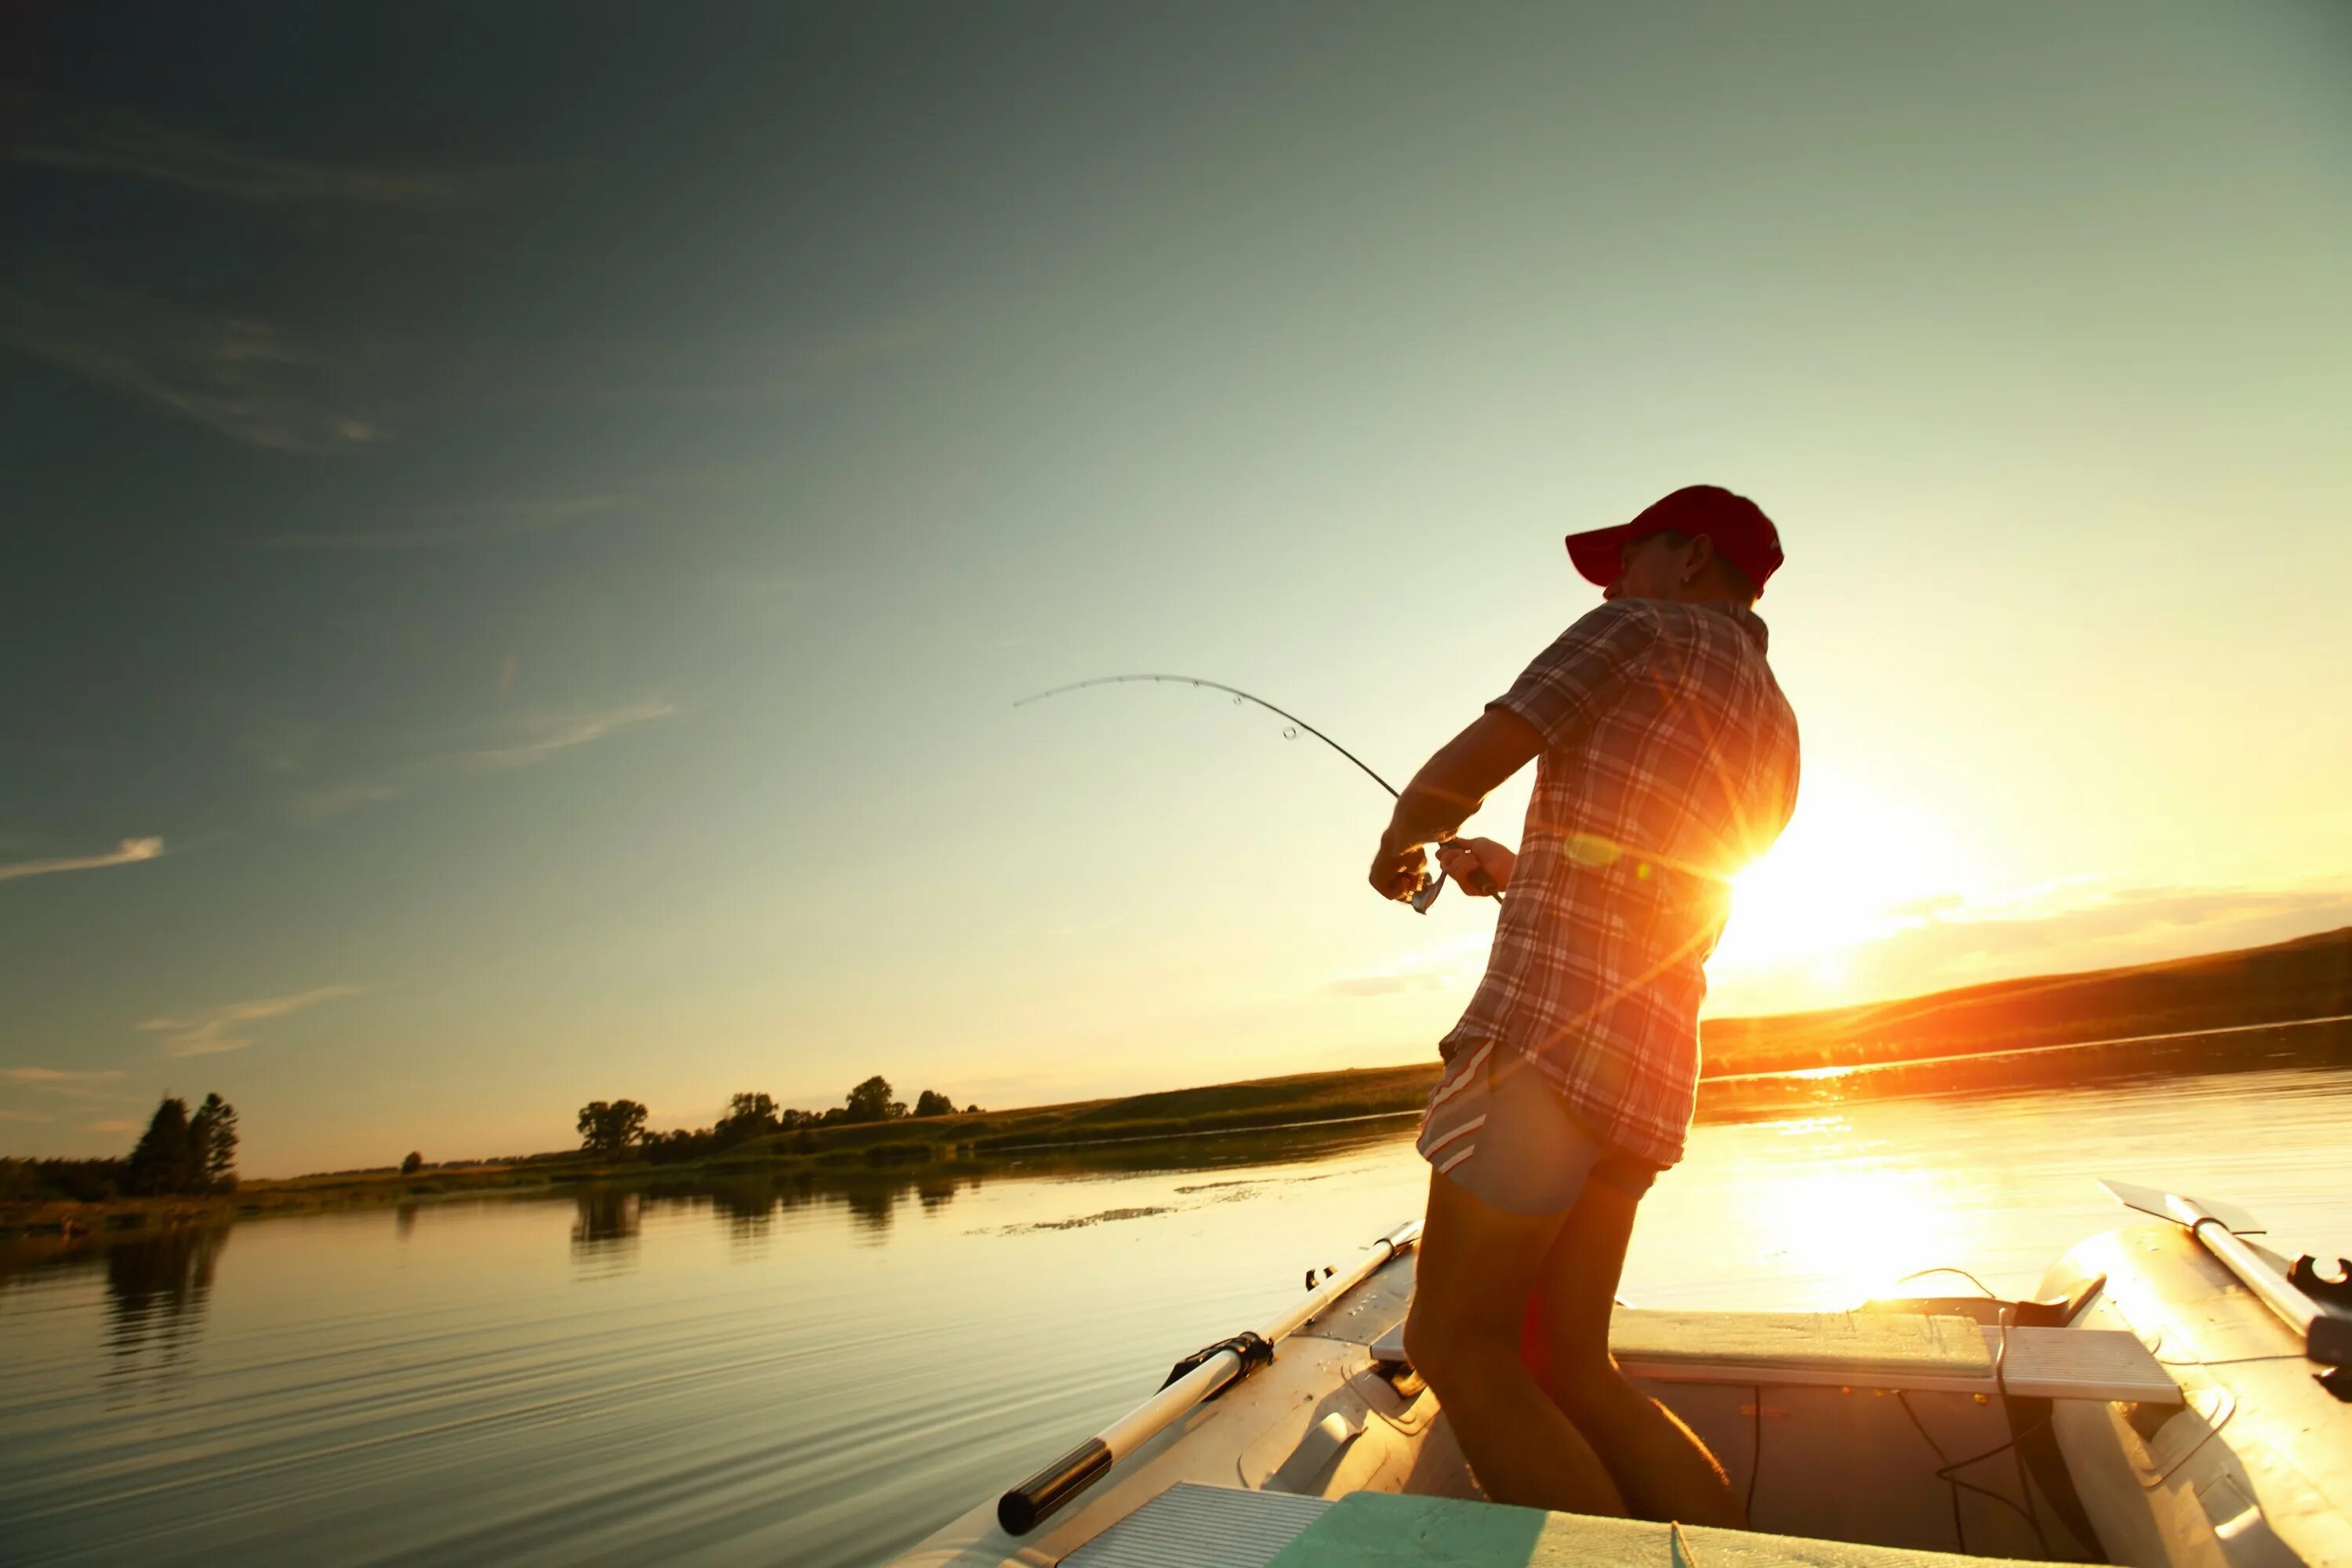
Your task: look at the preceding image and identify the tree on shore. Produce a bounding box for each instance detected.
[401,1152,424,1174]
[125,1098,191,1195]
[125,1093,239,1196]
[590,1077,976,1167]
[722,1093,779,1136]
[843,1076,902,1124]
[191,1094,238,1190]
[575,1099,649,1156]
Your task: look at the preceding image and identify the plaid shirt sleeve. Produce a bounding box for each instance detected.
[1489,600,1660,749]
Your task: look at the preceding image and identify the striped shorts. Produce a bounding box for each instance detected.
[1415,1041,1662,1215]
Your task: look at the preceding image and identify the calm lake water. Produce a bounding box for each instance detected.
[4,1064,2348,1566]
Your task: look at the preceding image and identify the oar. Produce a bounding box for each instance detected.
[2099,1178,2351,1367]
[996,1217,1423,1536]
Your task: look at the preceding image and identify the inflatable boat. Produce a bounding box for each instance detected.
[892,1180,2351,1567]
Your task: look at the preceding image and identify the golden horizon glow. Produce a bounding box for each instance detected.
[1716,773,1978,987]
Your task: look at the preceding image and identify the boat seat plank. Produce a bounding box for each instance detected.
[1370,1311,1988,1378]
[1062,1482,1330,1568]
[1610,1311,1994,1377]
[1266,1491,2069,1568]
[1368,1312,2180,1404]
[1980,1325,2180,1405]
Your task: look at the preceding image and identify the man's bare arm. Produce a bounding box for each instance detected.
[1367,708,1544,902]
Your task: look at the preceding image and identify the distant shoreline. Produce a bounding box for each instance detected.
[8,924,2346,1243]
[8,1009,2347,1245]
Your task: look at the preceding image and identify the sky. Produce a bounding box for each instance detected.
[5,2,2350,1177]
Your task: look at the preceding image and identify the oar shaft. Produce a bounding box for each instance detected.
[1265,1218,1421,1342]
[2168,1196,2349,1365]
[997,1355,1242,1534]
[996,1219,1421,1536]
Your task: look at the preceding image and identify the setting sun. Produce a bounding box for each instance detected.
[1715,773,1977,995]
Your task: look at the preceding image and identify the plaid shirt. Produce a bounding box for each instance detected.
[1439,597,1800,1168]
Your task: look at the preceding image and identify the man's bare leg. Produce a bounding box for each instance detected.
[1403,1169,1628,1515]
[1532,1178,1745,1526]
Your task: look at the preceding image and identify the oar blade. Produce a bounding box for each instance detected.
[2099,1177,2266,1235]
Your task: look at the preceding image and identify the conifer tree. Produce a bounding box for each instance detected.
[191,1093,239,1190]
[125,1097,191,1196]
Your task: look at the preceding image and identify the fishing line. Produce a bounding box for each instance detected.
[1014,673,1495,911]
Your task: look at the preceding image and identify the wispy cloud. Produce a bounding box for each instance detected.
[0,274,386,452]
[252,494,635,551]
[138,985,361,1058]
[7,92,497,209]
[0,1111,51,1123]
[293,698,679,821]
[3,261,912,453]
[0,836,163,885]
[1708,878,2352,1017]
[1324,931,1494,999]
[0,1068,125,1099]
[1886,882,2352,965]
[82,1120,139,1135]
[458,699,677,772]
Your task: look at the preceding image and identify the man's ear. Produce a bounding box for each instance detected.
[1683,532,1718,583]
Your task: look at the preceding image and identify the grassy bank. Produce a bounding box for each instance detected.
[1699,924,2352,1075]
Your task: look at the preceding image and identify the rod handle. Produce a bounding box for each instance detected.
[997,1436,1112,1537]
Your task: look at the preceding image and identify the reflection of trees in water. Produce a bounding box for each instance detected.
[709,1184,771,1221]
[710,1180,776,1247]
[636,1174,844,1248]
[395,1201,419,1240]
[628,1170,973,1240]
[835,1172,971,1234]
[842,1181,896,1235]
[570,1189,641,1272]
[103,1225,231,1396]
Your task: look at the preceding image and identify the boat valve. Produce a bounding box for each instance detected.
[1304,1264,1335,1290]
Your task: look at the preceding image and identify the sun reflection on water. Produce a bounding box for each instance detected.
[1708,1127,1968,1308]
[1766,1169,1959,1305]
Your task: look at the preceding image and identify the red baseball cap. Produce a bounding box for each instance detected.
[1565,485,1785,597]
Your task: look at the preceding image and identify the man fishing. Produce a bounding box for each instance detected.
[1370,484,1801,1523]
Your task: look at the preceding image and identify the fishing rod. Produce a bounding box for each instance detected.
[1012,673,1498,912]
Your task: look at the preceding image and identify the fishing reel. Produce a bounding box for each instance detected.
[1410,843,1501,914]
